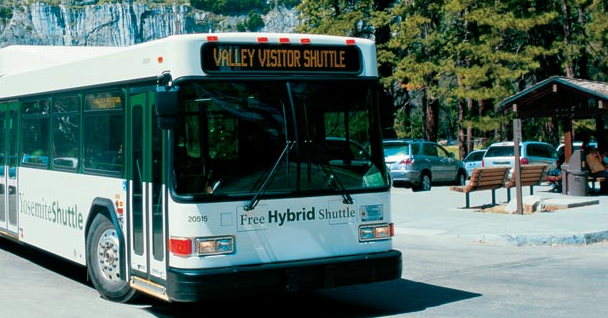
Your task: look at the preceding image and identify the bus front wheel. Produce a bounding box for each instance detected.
[87,214,138,303]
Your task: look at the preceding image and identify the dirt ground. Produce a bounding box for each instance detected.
[476,204,563,214]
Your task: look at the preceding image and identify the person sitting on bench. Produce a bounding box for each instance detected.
[586,147,608,194]
[547,150,565,192]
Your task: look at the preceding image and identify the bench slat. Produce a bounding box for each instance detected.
[504,164,549,201]
[504,164,548,188]
[476,179,506,187]
[450,166,510,208]
[470,172,508,184]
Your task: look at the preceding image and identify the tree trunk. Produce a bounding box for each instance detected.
[467,97,474,152]
[426,98,439,141]
[422,88,428,139]
[458,99,467,160]
[561,0,574,78]
[374,0,396,139]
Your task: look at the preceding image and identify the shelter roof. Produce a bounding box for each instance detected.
[499,76,608,119]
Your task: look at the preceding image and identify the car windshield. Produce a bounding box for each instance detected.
[383,144,410,156]
[485,145,519,157]
[466,151,484,161]
[170,80,389,201]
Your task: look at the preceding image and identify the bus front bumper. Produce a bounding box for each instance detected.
[166,250,402,302]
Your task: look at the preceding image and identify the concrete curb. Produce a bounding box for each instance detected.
[391,183,608,247]
[459,230,608,246]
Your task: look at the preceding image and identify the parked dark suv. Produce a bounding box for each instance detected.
[383,139,467,191]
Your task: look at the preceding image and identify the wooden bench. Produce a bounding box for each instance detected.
[504,164,549,201]
[450,166,510,208]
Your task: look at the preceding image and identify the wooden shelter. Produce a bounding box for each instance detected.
[499,76,608,162]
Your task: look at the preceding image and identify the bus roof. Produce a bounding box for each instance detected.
[0,45,126,76]
[0,33,377,100]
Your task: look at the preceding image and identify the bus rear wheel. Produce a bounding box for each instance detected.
[87,214,138,303]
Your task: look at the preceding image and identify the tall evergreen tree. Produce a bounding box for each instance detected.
[444,0,556,152]
[586,0,608,82]
[295,0,608,150]
[385,0,557,155]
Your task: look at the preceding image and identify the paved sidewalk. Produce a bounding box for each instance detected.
[390,183,608,246]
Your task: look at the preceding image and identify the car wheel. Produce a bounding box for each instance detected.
[455,171,466,186]
[413,173,432,192]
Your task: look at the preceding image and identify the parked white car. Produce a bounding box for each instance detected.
[463,149,486,178]
[482,141,558,177]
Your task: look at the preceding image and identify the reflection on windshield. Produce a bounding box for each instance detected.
[172,80,388,200]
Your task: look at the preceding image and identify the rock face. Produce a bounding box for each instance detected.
[0,1,299,47]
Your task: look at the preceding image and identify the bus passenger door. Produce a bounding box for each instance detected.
[128,89,168,296]
[0,101,19,236]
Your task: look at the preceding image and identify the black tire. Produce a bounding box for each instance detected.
[413,173,432,192]
[455,171,467,186]
[87,214,138,303]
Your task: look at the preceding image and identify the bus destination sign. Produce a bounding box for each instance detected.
[201,43,362,74]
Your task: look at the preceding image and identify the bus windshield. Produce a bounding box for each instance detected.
[172,79,388,200]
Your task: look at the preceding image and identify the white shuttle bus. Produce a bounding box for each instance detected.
[0,33,402,302]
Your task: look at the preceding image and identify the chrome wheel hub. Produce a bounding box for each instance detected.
[96,228,121,283]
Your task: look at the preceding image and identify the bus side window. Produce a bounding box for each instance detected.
[84,148,96,169]
[52,95,79,171]
[21,99,50,168]
[83,90,124,175]
[86,147,123,172]
[113,144,123,164]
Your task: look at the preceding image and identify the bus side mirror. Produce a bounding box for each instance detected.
[155,85,179,130]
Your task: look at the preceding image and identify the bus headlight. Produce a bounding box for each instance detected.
[196,236,235,255]
[359,223,393,242]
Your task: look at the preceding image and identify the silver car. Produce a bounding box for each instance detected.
[383,139,467,191]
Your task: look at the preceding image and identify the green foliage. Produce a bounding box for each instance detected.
[246,11,264,31]
[297,0,608,146]
[0,6,12,22]
[235,11,264,31]
[585,0,608,78]
[296,0,376,37]
[190,0,269,15]
[278,0,301,9]
[573,119,597,139]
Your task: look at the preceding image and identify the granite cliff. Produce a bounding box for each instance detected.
[0,1,299,47]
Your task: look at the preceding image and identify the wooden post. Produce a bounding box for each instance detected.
[562,118,573,163]
[513,119,523,215]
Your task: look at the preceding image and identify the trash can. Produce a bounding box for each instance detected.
[561,164,569,195]
[562,149,589,196]
[566,170,589,196]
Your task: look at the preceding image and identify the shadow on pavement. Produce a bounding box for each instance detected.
[1,238,481,317]
[145,279,481,318]
[0,237,90,286]
[0,235,481,318]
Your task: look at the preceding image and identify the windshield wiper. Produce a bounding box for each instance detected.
[244,141,295,211]
[318,163,354,205]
